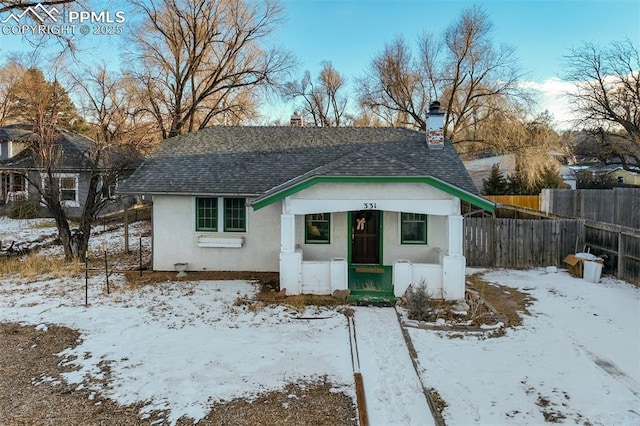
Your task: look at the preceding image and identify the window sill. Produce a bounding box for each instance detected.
[197,236,244,248]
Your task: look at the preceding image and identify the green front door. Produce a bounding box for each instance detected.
[348,211,394,300]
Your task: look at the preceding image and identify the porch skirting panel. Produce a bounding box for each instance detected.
[280,255,348,296]
[393,260,444,298]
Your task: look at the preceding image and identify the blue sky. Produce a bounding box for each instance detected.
[272,0,640,126]
[281,0,639,82]
[1,0,638,127]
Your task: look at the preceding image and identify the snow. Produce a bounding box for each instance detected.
[1,217,639,425]
[411,268,640,425]
[354,307,434,426]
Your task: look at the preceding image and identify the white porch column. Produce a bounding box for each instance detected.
[443,215,466,300]
[279,213,302,295]
[280,214,295,253]
[447,215,464,256]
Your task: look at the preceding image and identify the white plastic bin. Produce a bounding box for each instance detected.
[583,261,603,283]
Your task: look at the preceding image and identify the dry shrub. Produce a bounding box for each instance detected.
[0,253,82,281]
[405,281,435,322]
[465,289,494,324]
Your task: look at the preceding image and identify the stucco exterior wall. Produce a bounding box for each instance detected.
[296,212,348,261]
[286,182,459,215]
[292,210,447,265]
[383,212,446,264]
[152,195,280,271]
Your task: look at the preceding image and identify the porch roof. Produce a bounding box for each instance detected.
[250,175,496,213]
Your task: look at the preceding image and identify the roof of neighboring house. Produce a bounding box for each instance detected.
[462,154,517,192]
[118,126,481,199]
[0,124,140,171]
[576,163,639,175]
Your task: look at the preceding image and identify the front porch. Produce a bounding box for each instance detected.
[250,177,494,301]
[270,180,472,301]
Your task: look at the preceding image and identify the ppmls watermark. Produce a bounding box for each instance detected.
[1,3,126,36]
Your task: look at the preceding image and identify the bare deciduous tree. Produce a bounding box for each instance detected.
[563,39,640,171]
[127,0,294,139]
[356,6,527,152]
[69,64,159,153]
[5,68,139,261]
[282,61,349,127]
[357,37,427,129]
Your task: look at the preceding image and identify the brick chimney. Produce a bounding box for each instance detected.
[426,101,444,149]
[290,111,303,127]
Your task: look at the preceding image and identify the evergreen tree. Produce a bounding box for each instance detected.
[5,68,87,133]
[507,165,529,194]
[532,165,565,192]
[482,164,509,195]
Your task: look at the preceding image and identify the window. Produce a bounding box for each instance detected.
[60,177,77,201]
[41,173,78,207]
[305,213,330,243]
[401,213,427,244]
[12,174,25,191]
[196,197,218,231]
[224,198,246,232]
[100,176,118,199]
[196,197,247,232]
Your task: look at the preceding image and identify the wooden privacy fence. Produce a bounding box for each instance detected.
[464,217,640,286]
[582,221,640,285]
[541,188,640,228]
[485,195,540,210]
[464,218,581,269]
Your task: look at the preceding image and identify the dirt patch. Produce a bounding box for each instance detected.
[466,272,535,329]
[0,322,152,425]
[123,270,280,286]
[0,322,356,425]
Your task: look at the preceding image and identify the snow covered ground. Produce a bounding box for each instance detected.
[412,268,640,425]
[1,217,639,425]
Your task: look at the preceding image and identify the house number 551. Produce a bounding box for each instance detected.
[363,203,377,209]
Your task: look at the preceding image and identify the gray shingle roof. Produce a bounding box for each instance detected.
[0,125,141,171]
[117,126,479,196]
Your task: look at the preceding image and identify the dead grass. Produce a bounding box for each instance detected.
[0,323,357,426]
[465,272,535,328]
[0,252,84,281]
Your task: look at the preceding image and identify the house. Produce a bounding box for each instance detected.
[0,123,140,217]
[576,163,640,188]
[463,154,517,193]
[118,105,495,301]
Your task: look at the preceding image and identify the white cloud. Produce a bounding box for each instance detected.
[521,78,581,130]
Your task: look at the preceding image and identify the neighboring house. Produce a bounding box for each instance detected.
[463,154,517,193]
[118,108,495,301]
[576,163,640,188]
[559,165,577,189]
[0,123,140,217]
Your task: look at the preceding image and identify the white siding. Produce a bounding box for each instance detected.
[152,195,280,271]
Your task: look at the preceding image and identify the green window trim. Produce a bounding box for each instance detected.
[196,197,218,231]
[196,197,247,232]
[305,213,331,244]
[224,198,247,232]
[401,212,427,245]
